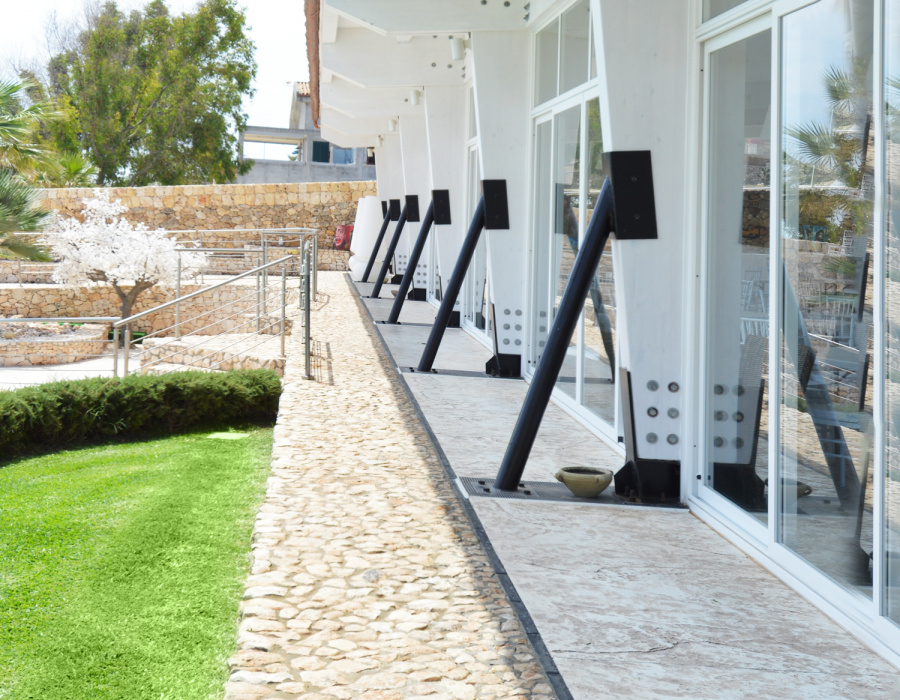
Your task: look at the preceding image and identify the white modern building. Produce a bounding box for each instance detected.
[238,82,376,184]
[308,0,900,669]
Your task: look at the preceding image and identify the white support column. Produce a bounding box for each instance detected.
[397,114,432,277]
[593,0,692,460]
[471,30,532,355]
[424,85,469,309]
[378,132,404,202]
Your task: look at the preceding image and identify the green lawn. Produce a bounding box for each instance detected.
[0,427,272,700]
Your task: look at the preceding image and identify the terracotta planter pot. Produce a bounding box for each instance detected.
[555,466,614,499]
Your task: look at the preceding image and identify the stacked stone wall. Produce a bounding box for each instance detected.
[742,188,769,248]
[40,181,377,271]
[0,325,108,366]
[0,283,287,336]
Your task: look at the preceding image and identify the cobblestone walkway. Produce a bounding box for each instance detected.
[225,272,554,700]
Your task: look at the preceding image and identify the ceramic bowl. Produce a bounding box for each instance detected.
[555,466,614,499]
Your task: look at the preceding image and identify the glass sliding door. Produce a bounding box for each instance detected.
[552,105,582,401]
[463,144,490,336]
[528,2,614,437]
[704,26,772,519]
[581,98,616,424]
[532,119,553,368]
[779,0,874,593]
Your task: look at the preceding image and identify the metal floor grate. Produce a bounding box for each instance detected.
[459,477,688,508]
[460,477,623,505]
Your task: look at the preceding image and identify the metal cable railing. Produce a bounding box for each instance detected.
[114,241,314,380]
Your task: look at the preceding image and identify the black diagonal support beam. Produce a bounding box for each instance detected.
[387,191,447,324]
[417,196,486,372]
[370,201,410,299]
[494,179,614,491]
[361,202,393,283]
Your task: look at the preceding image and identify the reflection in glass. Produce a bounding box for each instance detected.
[531,121,553,369]
[780,0,874,593]
[706,30,771,518]
[553,105,582,400]
[885,0,900,622]
[464,147,489,333]
[581,98,615,423]
[704,0,747,22]
[535,19,559,106]
[560,0,590,95]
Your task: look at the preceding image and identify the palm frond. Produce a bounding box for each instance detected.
[824,65,855,114]
[0,234,51,261]
[786,122,841,168]
[0,169,52,237]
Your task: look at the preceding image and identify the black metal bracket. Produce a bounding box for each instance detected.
[381,200,388,217]
[433,189,452,226]
[483,180,510,230]
[405,195,421,223]
[615,367,681,503]
[389,199,401,220]
[602,151,658,240]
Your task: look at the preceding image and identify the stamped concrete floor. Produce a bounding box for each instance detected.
[353,278,900,699]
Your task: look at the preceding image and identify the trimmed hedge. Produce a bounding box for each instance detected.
[0,370,281,461]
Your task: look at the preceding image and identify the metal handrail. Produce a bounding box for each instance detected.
[0,317,118,323]
[114,254,297,328]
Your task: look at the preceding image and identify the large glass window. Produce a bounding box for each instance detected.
[530,99,612,428]
[530,3,611,431]
[885,0,900,623]
[779,0,874,594]
[552,105,582,401]
[704,0,750,22]
[581,99,615,423]
[704,28,772,518]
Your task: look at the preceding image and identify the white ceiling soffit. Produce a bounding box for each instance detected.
[324,0,528,35]
[321,29,466,88]
[321,76,421,119]
[320,107,388,137]
[319,124,376,149]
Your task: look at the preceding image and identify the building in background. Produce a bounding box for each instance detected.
[237,82,375,184]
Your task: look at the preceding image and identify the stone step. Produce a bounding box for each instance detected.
[139,334,286,376]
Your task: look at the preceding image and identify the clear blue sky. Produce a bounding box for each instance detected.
[2,0,309,128]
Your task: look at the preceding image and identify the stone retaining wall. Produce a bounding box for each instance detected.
[40,181,377,271]
[0,325,108,366]
[0,283,290,336]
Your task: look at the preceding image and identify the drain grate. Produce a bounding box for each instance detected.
[459,477,688,508]
[460,477,623,505]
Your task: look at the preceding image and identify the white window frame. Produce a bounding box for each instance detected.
[688,0,900,667]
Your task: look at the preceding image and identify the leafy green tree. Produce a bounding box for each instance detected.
[46,0,256,187]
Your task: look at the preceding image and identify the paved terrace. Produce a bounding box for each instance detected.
[227,272,900,700]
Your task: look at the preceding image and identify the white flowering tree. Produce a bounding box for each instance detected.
[49,192,207,319]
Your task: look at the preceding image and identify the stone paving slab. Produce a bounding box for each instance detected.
[226,272,555,700]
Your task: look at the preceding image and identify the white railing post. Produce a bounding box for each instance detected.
[123,325,131,377]
[113,326,119,378]
[305,244,312,379]
[175,255,182,340]
[312,232,318,298]
[280,265,287,357]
